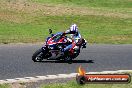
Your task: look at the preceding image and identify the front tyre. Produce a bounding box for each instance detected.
[32,49,44,62]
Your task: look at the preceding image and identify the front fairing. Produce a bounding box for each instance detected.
[44,32,64,50]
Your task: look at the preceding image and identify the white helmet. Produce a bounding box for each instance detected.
[70,24,78,33]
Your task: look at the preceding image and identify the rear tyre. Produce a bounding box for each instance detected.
[32,49,44,62]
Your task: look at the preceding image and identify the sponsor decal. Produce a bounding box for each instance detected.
[76,66,131,84]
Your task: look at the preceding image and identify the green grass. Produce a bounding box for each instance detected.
[40,81,132,88]
[40,73,132,88]
[31,0,132,8]
[0,0,132,44]
[0,84,10,88]
[31,0,132,14]
[31,0,132,15]
[0,15,132,44]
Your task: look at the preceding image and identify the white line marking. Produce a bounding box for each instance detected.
[0,70,132,84]
[118,70,132,72]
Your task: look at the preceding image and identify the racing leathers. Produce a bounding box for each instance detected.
[62,30,86,54]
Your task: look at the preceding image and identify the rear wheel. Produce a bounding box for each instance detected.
[32,49,44,62]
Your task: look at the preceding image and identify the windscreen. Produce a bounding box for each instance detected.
[52,34,62,42]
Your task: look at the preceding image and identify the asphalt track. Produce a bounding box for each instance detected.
[0,44,132,80]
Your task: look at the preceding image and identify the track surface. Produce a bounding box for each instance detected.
[0,44,132,80]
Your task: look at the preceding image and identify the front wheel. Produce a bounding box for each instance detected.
[32,49,44,62]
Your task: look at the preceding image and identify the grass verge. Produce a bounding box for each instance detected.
[0,15,132,44]
[41,81,132,88]
[31,0,132,8]
[0,84,10,88]
[40,73,132,88]
[0,73,132,88]
[0,0,132,44]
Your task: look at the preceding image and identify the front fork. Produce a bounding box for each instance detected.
[42,44,49,51]
[41,45,50,58]
[42,45,55,59]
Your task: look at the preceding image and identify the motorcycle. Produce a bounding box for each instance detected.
[32,29,87,62]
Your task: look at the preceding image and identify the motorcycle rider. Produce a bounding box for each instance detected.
[62,24,87,54]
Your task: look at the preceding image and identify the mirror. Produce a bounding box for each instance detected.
[49,29,52,34]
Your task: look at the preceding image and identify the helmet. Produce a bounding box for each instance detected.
[70,24,78,33]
